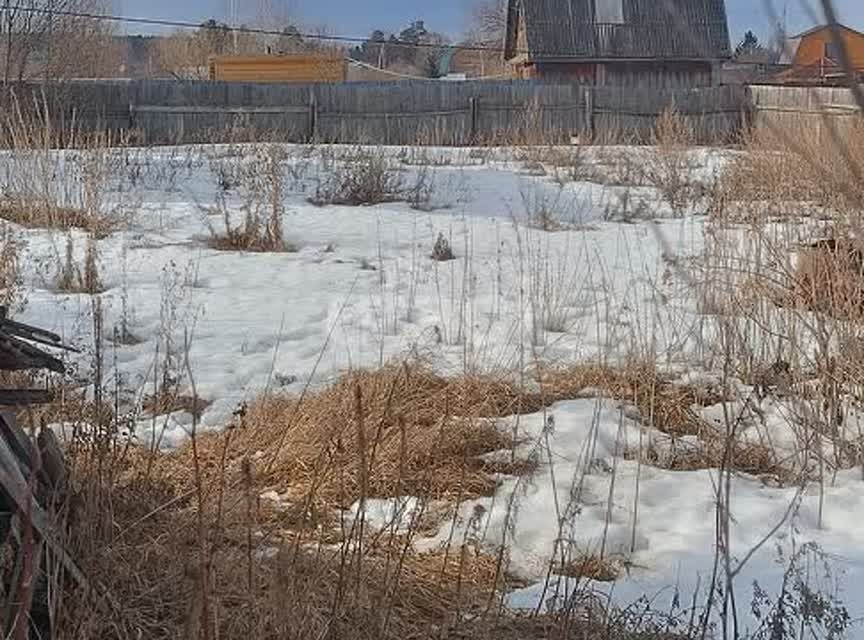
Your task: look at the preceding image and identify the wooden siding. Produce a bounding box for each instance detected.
[604,61,714,88]
[209,55,346,83]
[522,60,715,87]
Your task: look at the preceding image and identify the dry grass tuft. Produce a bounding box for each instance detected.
[0,196,117,237]
[787,237,864,322]
[557,553,623,583]
[310,149,405,207]
[177,363,545,507]
[541,364,719,438]
[207,145,295,253]
[143,393,212,419]
[541,364,786,478]
[0,223,25,311]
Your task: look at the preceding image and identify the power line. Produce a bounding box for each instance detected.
[9,5,512,55]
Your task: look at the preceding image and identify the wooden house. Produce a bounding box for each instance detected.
[209,54,346,83]
[504,0,731,87]
[775,24,864,85]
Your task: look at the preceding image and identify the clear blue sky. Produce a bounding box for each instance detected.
[118,0,864,43]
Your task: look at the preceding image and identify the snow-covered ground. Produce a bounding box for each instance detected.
[4,143,862,636]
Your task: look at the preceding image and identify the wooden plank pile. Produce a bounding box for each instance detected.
[0,307,85,639]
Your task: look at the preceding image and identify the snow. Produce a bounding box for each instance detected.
[9,144,712,433]
[5,142,863,634]
[406,396,864,634]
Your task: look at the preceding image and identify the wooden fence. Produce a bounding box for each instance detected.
[747,84,863,139]
[0,79,748,146]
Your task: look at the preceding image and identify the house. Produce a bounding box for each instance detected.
[503,0,731,87]
[208,54,347,83]
[774,24,864,85]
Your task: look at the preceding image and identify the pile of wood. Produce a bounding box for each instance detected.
[0,307,84,639]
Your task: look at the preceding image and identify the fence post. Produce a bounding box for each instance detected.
[469,97,478,144]
[583,86,594,142]
[308,90,317,142]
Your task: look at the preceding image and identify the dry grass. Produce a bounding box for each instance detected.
[154,359,802,524]
[53,360,704,640]
[0,196,118,237]
[311,148,405,207]
[207,145,295,253]
[59,463,502,640]
[718,122,864,220]
[782,237,864,322]
[642,109,703,216]
[143,393,212,420]
[540,364,789,478]
[55,233,102,294]
[0,223,25,311]
[557,554,623,583]
[56,446,690,640]
[174,363,545,507]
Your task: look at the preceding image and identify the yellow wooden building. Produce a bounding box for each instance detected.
[209,54,346,83]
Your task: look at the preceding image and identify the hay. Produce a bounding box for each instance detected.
[165,364,544,511]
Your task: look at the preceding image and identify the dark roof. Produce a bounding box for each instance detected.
[790,24,864,40]
[505,0,731,62]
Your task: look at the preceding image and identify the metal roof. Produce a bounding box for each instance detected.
[790,23,864,40]
[506,0,731,61]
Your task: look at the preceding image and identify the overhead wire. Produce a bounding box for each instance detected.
[5,5,515,55]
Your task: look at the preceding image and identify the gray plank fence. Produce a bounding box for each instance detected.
[747,84,863,140]
[9,80,858,147]
[0,79,749,146]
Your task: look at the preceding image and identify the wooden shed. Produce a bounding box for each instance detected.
[209,54,347,83]
[504,0,730,87]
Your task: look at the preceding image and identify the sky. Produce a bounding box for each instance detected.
[116,0,864,43]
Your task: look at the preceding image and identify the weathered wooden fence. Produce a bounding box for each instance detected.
[592,84,745,142]
[0,79,749,146]
[747,84,863,139]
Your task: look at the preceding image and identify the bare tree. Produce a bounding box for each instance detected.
[1,0,116,82]
[156,31,210,80]
[468,0,506,49]
[156,19,269,80]
[459,0,507,77]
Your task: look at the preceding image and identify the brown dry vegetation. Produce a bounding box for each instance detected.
[721,123,864,217]
[53,360,708,640]
[171,364,545,506]
[0,197,117,236]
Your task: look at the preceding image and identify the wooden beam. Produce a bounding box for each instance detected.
[0,438,87,589]
[0,390,53,406]
[0,412,34,478]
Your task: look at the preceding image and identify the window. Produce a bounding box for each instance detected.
[594,0,624,24]
[825,40,841,60]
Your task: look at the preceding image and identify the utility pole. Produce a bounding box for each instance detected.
[230,0,238,54]
[3,0,11,85]
[45,0,54,83]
